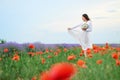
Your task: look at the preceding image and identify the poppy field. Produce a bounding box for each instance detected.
[0,43,120,80]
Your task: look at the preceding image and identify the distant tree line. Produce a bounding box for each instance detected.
[0,39,6,44]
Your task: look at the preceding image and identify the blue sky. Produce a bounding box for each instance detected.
[0,0,120,44]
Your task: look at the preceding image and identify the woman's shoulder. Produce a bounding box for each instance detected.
[87,20,92,23]
[87,20,92,25]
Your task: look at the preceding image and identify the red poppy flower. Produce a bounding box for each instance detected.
[86,48,91,54]
[49,63,76,80]
[56,48,61,53]
[80,53,83,56]
[31,76,36,80]
[101,47,106,51]
[54,52,59,56]
[4,48,9,53]
[77,60,87,68]
[0,58,2,61]
[45,48,49,53]
[105,42,109,49]
[12,54,20,61]
[116,59,120,66]
[116,48,120,52]
[48,55,52,58]
[41,58,46,64]
[67,55,75,60]
[64,48,68,52]
[50,49,53,52]
[88,54,93,58]
[77,60,85,66]
[112,53,118,60]
[28,52,34,56]
[40,72,51,80]
[28,44,35,49]
[36,51,43,55]
[118,52,120,57]
[93,49,99,53]
[81,50,84,53]
[96,60,102,64]
[93,44,98,50]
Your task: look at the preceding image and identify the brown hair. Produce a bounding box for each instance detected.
[82,14,90,21]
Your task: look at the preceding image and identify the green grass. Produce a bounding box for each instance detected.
[0,46,120,80]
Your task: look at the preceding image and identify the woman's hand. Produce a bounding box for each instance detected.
[68,28,71,30]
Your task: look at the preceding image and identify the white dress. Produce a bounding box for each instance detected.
[68,21,92,50]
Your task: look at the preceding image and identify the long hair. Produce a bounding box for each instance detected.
[82,14,90,21]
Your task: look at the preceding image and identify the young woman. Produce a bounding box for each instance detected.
[68,14,92,57]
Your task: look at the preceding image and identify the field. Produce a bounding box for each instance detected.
[0,43,120,80]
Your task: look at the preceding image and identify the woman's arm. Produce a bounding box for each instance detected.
[68,24,81,30]
[71,24,81,29]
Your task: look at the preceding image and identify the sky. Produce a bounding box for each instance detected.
[0,0,120,44]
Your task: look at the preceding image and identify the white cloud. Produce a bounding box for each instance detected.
[90,0,120,18]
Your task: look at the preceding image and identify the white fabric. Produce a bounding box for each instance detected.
[68,21,92,50]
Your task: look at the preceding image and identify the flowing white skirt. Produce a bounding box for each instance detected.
[68,28,92,50]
